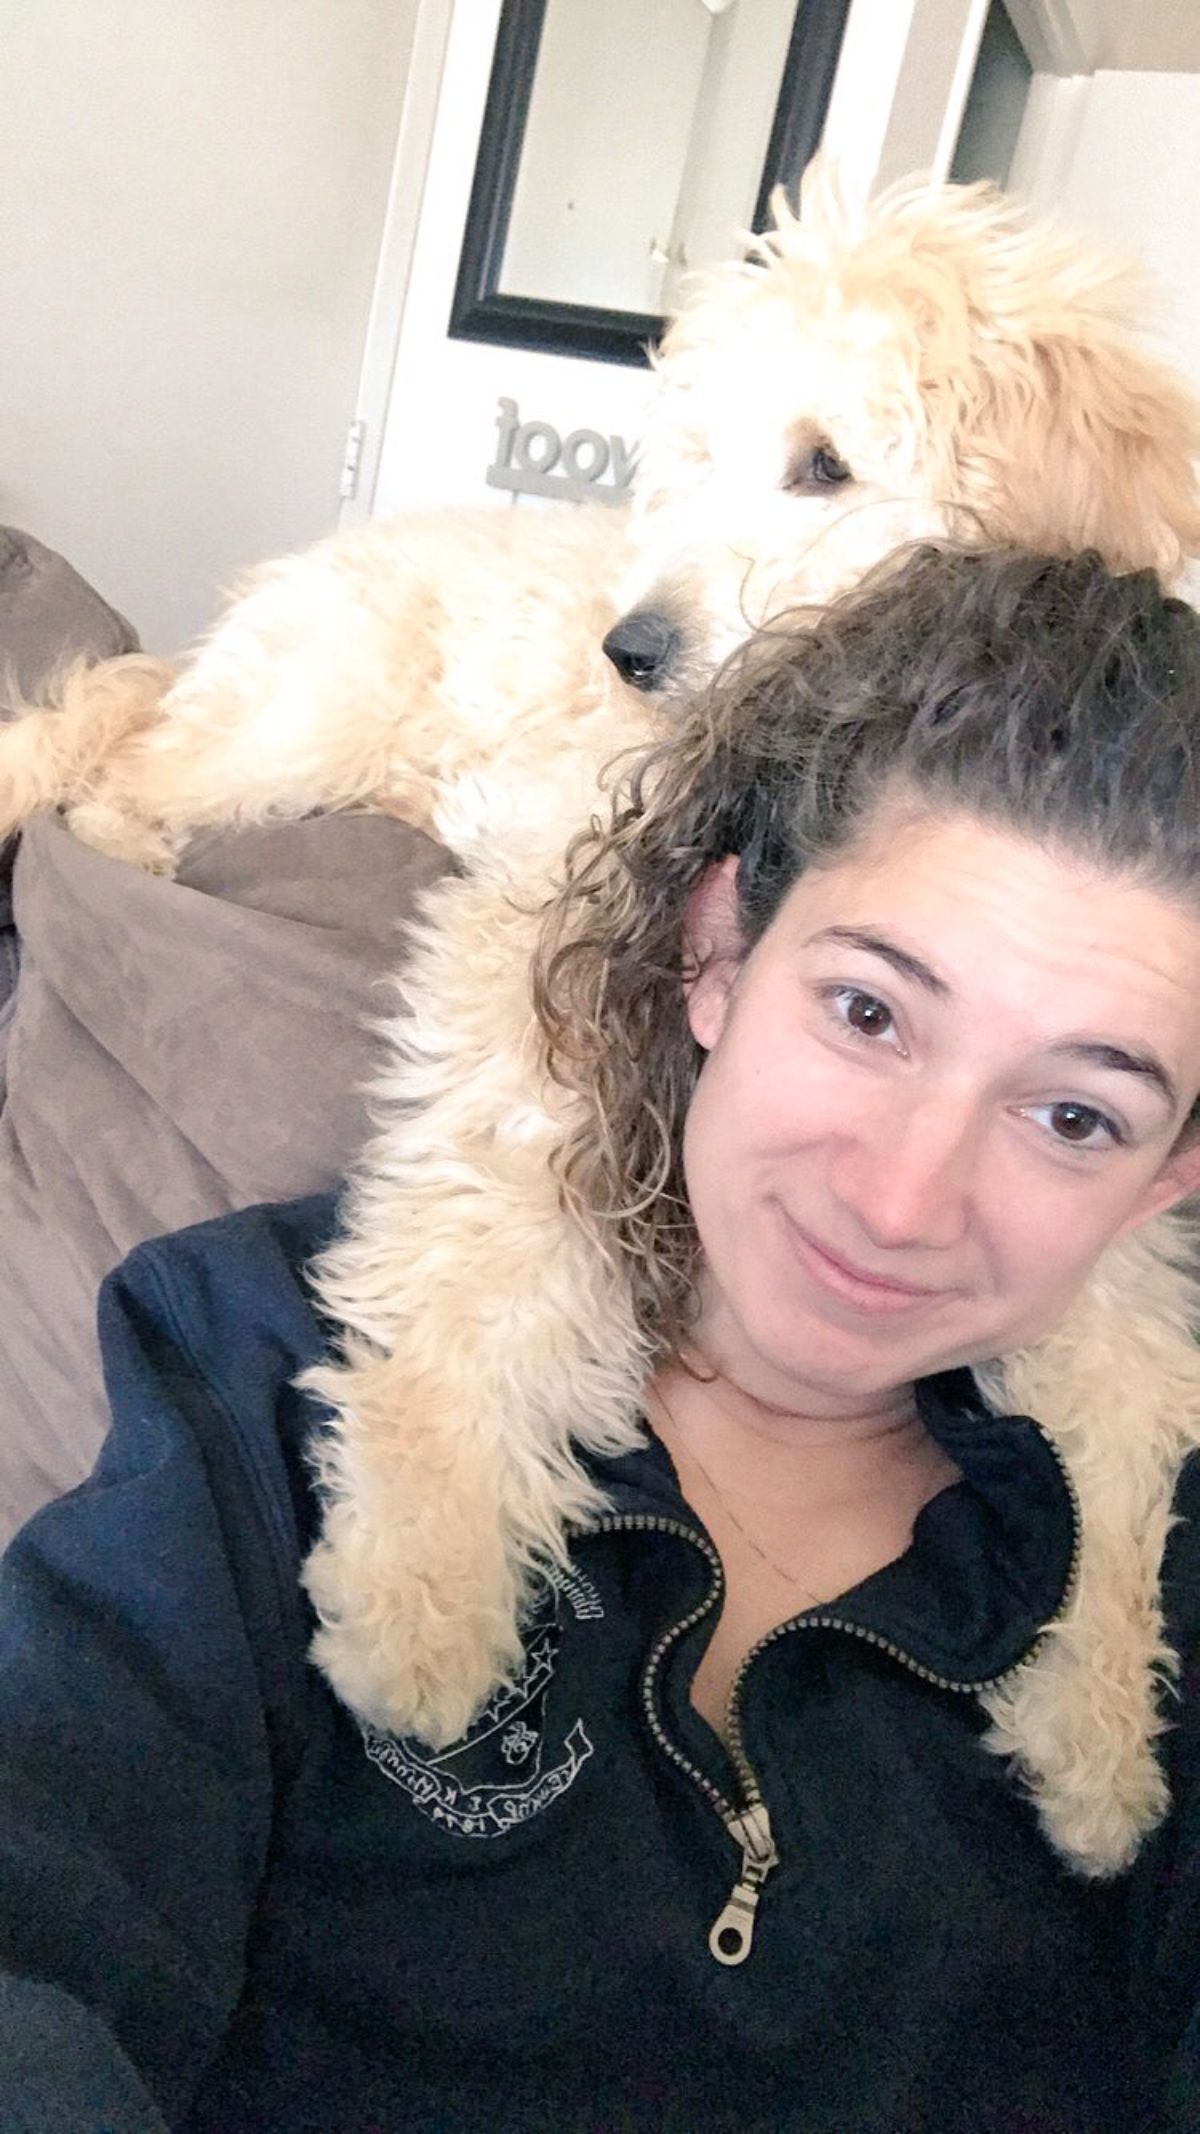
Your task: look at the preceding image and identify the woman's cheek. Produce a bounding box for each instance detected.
[984,1167,1126,1315]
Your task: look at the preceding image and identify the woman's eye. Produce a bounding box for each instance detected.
[1027,1101,1124,1150]
[828,987,898,1043]
[784,442,853,494]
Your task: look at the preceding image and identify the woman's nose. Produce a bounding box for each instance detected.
[833,1099,976,1254]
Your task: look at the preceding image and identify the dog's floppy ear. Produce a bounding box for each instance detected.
[969,327,1200,579]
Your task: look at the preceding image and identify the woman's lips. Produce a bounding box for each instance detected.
[781,1214,953,1315]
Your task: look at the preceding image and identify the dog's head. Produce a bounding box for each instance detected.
[605,161,1200,698]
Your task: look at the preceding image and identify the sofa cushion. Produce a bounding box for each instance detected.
[0,807,453,1537]
[0,526,140,994]
[0,525,138,698]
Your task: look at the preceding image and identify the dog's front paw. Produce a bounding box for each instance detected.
[63,797,179,874]
[302,1510,526,1751]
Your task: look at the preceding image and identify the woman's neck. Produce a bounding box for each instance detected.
[657,1349,921,1451]
[646,1357,953,1513]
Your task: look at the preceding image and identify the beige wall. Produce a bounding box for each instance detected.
[1015,69,1200,390]
[1055,72,1200,384]
[0,0,417,652]
[1087,0,1200,71]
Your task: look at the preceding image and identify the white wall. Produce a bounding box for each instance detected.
[1015,70,1200,389]
[0,0,418,653]
[1056,72,1200,384]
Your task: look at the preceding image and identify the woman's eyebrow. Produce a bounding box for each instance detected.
[805,926,951,999]
[1048,1040,1178,1112]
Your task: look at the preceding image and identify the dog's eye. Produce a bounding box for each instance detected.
[784,443,853,494]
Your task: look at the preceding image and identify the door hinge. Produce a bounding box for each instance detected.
[340,418,367,502]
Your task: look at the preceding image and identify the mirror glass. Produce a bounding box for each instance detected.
[451,0,851,365]
[499,0,803,319]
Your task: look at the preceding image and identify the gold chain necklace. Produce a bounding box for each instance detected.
[650,1384,823,1601]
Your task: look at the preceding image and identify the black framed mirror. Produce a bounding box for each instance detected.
[449,0,853,369]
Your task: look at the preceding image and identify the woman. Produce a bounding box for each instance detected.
[4,544,1200,2131]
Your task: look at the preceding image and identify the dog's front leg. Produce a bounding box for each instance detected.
[298,864,650,1748]
[0,655,176,851]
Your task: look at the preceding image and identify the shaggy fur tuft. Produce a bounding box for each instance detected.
[979,1212,1200,1875]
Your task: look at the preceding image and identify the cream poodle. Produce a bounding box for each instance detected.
[9,169,1200,1877]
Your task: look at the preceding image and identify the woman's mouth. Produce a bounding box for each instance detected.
[780,1214,954,1316]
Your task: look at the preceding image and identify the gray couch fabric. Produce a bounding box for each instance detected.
[0,527,140,1024]
[0,809,452,1536]
[0,526,138,697]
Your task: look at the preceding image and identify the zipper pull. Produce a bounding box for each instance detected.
[709,1800,779,1966]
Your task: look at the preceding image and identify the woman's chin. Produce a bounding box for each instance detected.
[723,1289,984,1409]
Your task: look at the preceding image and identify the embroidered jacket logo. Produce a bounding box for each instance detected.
[362,1583,598,1837]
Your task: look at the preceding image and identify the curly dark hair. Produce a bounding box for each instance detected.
[534,542,1200,1358]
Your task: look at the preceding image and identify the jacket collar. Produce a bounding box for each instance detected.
[589,1365,1077,1691]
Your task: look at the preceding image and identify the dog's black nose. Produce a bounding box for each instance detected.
[602,610,680,691]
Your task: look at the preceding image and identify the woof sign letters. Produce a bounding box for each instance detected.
[486,398,635,506]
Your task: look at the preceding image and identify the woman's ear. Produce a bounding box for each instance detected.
[1117,1134,1200,1238]
[683,855,746,1051]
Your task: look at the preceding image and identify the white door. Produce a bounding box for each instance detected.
[357,0,657,526]
[349,0,1034,530]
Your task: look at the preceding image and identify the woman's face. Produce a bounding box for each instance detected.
[683,804,1200,1415]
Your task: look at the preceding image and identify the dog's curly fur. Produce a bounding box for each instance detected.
[10,169,1200,1873]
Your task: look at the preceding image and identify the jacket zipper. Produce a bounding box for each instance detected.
[583,1429,1081,1970]
[586,1510,776,1966]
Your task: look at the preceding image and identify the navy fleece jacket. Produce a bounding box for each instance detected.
[1,1197,1200,2131]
